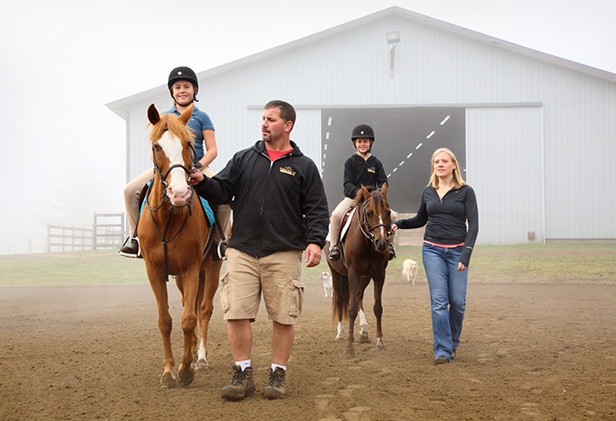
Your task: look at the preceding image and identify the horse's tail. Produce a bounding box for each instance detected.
[331,273,349,323]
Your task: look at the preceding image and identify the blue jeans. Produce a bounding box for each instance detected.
[422,243,468,360]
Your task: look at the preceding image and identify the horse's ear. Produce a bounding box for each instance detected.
[179,103,194,125]
[147,104,160,125]
[381,182,388,198]
[360,185,371,201]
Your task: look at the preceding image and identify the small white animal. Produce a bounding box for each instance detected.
[320,271,333,297]
[402,259,418,285]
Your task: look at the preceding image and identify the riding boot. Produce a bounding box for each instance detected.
[210,212,229,261]
[119,182,150,259]
[119,235,140,258]
[328,244,341,261]
[388,242,396,261]
[211,238,228,261]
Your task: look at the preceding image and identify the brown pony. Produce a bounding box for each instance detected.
[326,184,392,355]
[138,103,222,388]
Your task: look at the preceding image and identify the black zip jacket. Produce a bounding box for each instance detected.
[194,140,329,258]
[395,185,479,267]
[343,154,388,198]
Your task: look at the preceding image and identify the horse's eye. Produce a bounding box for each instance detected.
[153,144,162,152]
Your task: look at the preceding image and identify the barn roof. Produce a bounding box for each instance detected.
[106,5,616,119]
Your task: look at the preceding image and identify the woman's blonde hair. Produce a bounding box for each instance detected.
[429,147,466,189]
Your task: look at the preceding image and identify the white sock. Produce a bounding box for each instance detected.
[235,359,251,371]
[271,363,286,372]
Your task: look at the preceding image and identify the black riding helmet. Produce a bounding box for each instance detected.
[351,124,375,151]
[168,66,199,102]
[351,124,375,140]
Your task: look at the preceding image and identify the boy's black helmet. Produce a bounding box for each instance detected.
[351,124,375,141]
[168,66,199,89]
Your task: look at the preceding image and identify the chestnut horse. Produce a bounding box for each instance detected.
[138,103,222,388]
[326,184,392,355]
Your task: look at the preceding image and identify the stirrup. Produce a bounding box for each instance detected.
[211,239,228,261]
[119,236,141,258]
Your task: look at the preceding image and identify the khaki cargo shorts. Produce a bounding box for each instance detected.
[219,248,304,325]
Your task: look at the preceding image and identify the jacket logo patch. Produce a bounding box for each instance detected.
[280,166,296,176]
[367,167,376,174]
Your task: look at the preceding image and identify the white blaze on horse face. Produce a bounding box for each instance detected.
[158,132,191,206]
[377,213,387,237]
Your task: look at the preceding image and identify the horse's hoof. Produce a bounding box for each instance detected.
[376,338,386,349]
[359,334,371,344]
[178,365,195,387]
[195,359,209,371]
[335,334,345,341]
[160,372,177,388]
[345,346,355,356]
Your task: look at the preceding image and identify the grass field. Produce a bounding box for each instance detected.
[0,243,614,287]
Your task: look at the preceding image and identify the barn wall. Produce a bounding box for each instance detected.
[115,9,616,243]
[467,106,544,244]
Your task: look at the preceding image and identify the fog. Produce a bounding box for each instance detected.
[1,0,614,254]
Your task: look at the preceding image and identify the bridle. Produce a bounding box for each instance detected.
[145,134,197,276]
[357,195,393,247]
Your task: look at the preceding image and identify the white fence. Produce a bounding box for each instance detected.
[47,213,125,252]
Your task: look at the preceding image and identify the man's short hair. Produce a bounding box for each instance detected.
[265,100,296,130]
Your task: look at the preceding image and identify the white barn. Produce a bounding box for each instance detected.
[106,6,616,245]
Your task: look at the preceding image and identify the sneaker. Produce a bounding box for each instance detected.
[388,243,397,260]
[328,245,341,261]
[434,355,449,365]
[221,365,256,401]
[119,236,140,258]
[451,349,457,360]
[262,367,286,399]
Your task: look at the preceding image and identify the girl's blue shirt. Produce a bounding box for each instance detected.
[167,105,215,161]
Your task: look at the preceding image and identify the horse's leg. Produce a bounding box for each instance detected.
[335,277,346,341]
[330,270,348,341]
[336,321,345,340]
[358,294,370,343]
[195,267,207,370]
[373,273,386,349]
[145,267,176,388]
[346,270,361,355]
[196,256,222,370]
[175,276,199,364]
[176,266,200,387]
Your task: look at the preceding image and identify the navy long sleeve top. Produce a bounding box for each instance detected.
[395,185,479,266]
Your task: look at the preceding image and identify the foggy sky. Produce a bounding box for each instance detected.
[1,0,614,254]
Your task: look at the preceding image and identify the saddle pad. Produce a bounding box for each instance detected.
[139,180,215,226]
[199,196,215,226]
[339,207,357,242]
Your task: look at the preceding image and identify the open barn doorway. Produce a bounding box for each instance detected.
[320,107,466,213]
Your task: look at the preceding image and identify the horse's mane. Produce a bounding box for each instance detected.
[148,113,196,147]
[352,185,375,208]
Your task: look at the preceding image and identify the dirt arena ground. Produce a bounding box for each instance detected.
[1,274,615,420]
